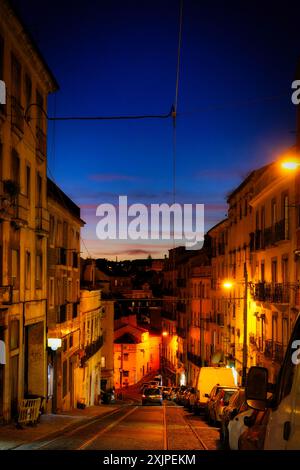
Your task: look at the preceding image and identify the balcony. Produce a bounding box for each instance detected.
[264,339,273,358]
[254,283,289,303]
[264,339,284,363]
[36,126,47,161]
[187,351,202,367]
[81,335,104,365]
[11,96,24,134]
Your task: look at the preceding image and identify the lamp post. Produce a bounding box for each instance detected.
[242,262,248,387]
[222,264,249,387]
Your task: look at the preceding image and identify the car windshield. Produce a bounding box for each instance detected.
[223,390,237,401]
[144,388,161,395]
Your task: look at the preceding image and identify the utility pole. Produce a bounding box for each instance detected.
[242,262,248,386]
[200,281,205,365]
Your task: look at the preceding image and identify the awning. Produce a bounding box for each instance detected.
[0,340,6,365]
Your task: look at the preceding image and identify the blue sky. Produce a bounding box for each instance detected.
[14,0,300,258]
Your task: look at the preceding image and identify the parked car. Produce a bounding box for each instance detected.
[186,388,198,411]
[220,388,246,446]
[209,387,238,426]
[140,382,151,393]
[161,386,171,400]
[169,387,179,401]
[193,367,236,415]
[175,386,187,405]
[205,385,231,422]
[245,313,300,449]
[183,387,197,410]
[238,408,271,450]
[228,408,255,450]
[142,387,163,406]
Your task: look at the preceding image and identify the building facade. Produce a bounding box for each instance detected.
[0,0,58,421]
[47,179,84,412]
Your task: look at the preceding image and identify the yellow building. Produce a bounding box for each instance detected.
[76,288,103,407]
[0,0,58,421]
[100,299,115,392]
[114,317,160,387]
[47,180,84,412]
[210,158,300,384]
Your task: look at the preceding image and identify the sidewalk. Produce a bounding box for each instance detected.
[0,403,123,450]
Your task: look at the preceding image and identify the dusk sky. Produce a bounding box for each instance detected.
[14,0,300,259]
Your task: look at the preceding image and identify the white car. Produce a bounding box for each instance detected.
[228,409,254,450]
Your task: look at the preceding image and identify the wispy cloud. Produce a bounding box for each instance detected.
[88,173,138,182]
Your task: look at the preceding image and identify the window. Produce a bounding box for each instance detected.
[72,252,78,268]
[25,251,30,290]
[282,257,288,285]
[36,254,42,287]
[36,172,42,207]
[25,74,32,111]
[271,259,277,284]
[49,277,54,308]
[11,54,21,101]
[69,334,73,348]
[11,149,20,185]
[123,353,129,361]
[10,320,19,350]
[25,165,30,198]
[261,261,265,282]
[101,356,106,368]
[271,199,277,227]
[36,90,43,130]
[0,34,4,80]
[49,216,55,245]
[283,194,289,239]
[68,279,72,302]
[0,34,4,114]
[123,371,129,378]
[11,248,19,288]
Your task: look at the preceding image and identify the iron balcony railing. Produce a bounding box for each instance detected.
[250,220,288,252]
[187,351,202,367]
[254,283,290,303]
[264,339,284,363]
[81,335,104,365]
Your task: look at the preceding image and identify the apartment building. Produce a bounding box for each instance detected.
[47,179,84,412]
[0,0,58,421]
[209,159,300,384]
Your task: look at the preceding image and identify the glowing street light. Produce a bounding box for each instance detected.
[281,161,300,170]
[162,331,169,337]
[223,280,234,289]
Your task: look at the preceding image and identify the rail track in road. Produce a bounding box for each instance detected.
[12,398,217,451]
[13,403,137,450]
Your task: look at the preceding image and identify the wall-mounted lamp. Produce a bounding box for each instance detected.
[48,338,62,351]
